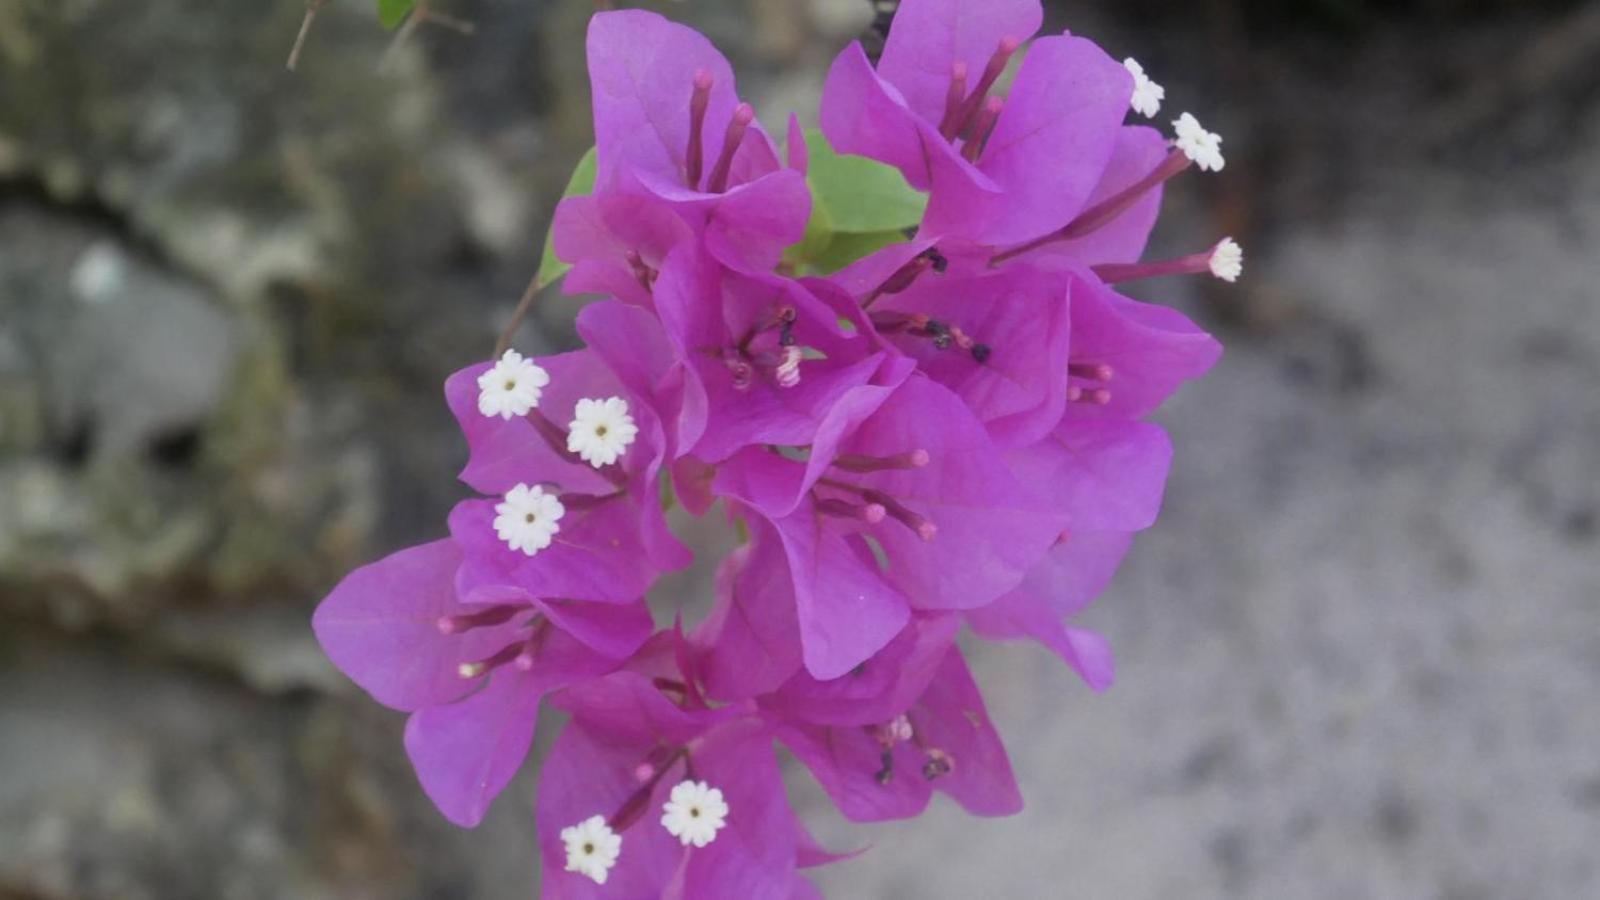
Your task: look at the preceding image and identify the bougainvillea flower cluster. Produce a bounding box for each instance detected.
[314,1,1233,894]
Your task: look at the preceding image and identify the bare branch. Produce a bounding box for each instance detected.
[494,269,545,360]
[286,0,329,72]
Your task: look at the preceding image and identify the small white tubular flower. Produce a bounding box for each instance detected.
[660,780,729,848]
[566,396,639,468]
[774,345,803,389]
[493,483,565,556]
[1124,58,1164,118]
[477,350,550,420]
[1173,112,1225,172]
[561,815,622,885]
[1209,238,1244,282]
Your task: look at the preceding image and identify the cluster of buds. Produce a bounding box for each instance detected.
[313,0,1231,895]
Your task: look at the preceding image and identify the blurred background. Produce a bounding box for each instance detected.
[2,0,1597,897]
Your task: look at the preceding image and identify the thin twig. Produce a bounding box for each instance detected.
[286,0,329,72]
[378,1,479,71]
[493,269,544,360]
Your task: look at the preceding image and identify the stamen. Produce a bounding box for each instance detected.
[457,641,525,679]
[817,497,888,524]
[705,103,755,194]
[1068,385,1111,405]
[877,714,914,744]
[862,248,944,308]
[946,36,1020,140]
[1068,362,1115,382]
[867,715,915,785]
[970,343,992,364]
[723,352,754,391]
[608,746,689,833]
[961,97,1004,164]
[921,747,955,780]
[831,450,931,473]
[936,61,969,138]
[991,148,1195,265]
[875,750,895,785]
[625,250,657,291]
[651,677,691,699]
[435,603,521,635]
[512,621,553,671]
[686,70,713,189]
[861,488,938,542]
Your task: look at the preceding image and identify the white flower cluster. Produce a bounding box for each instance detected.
[562,779,731,885]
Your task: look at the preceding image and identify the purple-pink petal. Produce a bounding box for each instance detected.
[312,539,522,712]
[964,34,1133,245]
[876,0,1044,125]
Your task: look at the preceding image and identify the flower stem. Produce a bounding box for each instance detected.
[494,267,543,360]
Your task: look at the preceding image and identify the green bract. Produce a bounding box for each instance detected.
[536,147,599,290]
[785,128,925,274]
[377,0,416,30]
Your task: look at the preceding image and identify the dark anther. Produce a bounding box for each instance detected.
[779,319,796,347]
[875,750,895,785]
[927,250,948,274]
[971,343,991,364]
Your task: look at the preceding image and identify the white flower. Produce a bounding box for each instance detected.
[1173,112,1225,172]
[566,396,639,468]
[561,815,622,885]
[477,350,549,420]
[660,780,728,848]
[493,483,564,556]
[1209,238,1244,282]
[1124,58,1164,118]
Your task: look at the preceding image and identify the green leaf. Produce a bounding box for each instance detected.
[803,128,926,233]
[535,147,599,291]
[377,0,416,29]
[808,229,909,275]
